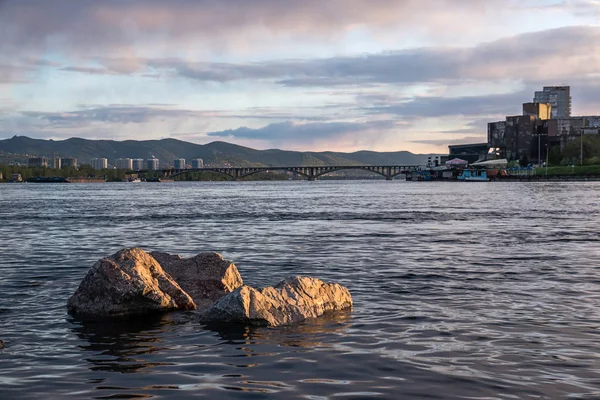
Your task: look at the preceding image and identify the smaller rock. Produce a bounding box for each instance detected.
[200,276,352,327]
[0,340,4,349]
[67,248,196,317]
[151,251,243,310]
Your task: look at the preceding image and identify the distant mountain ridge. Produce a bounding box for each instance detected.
[0,136,433,167]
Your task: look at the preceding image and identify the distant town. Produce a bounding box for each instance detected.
[26,156,207,172]
[1,84,600,183]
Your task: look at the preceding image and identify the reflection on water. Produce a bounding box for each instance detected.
[71,314,174,374]
[1,181,600,399]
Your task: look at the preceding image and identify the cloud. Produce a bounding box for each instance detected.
[207,120,398,143]
[0,0,528,58]
[64,25,599,90]
[360,91,529,118]
[410,136,487,146]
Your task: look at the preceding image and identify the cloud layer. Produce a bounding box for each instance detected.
[1,0,599,152]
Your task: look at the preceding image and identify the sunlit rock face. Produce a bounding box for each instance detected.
[200,276,353,327]
[67,248,196,317]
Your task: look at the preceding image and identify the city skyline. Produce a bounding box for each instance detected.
[1,0,600,153]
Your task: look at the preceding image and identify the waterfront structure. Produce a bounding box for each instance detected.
[10,173,23,182]
[533,86,571,118]
[173,158,186,170]
[115,158,133,170]
[448,143,488,164]
[53,156,61,169]
[132,159,145,171]
[62,158,78,169]
[90,158,108,170]
[147,158,160,170]
[28,156,48,168]
[191,158,204,168]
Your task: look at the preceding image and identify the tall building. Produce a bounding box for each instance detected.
[53,156,61,169]
[147,158,160,170]
[90,158,108,170]
[132,159,145,171]
[173,158,186,170]
[62,158,78,169]
[28,157,48,167]
[533,86,571,118]
[191,158,204,169]
[115,158,133,170]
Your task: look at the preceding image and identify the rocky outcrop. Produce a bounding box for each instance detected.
[200,276,352,327]
[150,251,243,310]
[67,248,196,317]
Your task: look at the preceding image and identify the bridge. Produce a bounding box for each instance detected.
[136,165,423,181]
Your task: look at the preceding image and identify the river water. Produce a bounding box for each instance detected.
[0,180,599,399]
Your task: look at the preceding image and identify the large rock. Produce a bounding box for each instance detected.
[67,248,196,317]
[0,340,4,349]
[150,251,243,310]
[200,276,352,327]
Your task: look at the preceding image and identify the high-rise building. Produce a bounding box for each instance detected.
[90,158,108,170]
[147,158,160,170]
[533,86,571,118]
[62,158,78,169]
[53,156,61,169]
[132,159,145,171]
[173,158,186,170]
[28,157,48,167]
[115,158,133,170]
[191,158,204,169]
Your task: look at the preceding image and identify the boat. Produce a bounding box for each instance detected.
[457,169,489,182]
[27,176,69,183]
[128,178,142,183]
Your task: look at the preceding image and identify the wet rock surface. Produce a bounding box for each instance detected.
[67,248,196,317]
[151,251,243,310]
[200,276,353,327]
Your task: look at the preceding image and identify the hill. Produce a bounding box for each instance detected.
[0,136,433,167]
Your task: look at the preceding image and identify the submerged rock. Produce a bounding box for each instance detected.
[150,251,243,310]
[0,340,4,349]
[200,276,352,327]
[67,248,196,317]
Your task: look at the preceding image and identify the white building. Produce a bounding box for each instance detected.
[173,158,186,169]
[191,158,204,168]
[115,158,133,170]
[147,158,160,170]
[132,159,145,171]
[90,158,108,170]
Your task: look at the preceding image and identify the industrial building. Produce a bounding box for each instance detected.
[132,159,145,171]
[90,158,108,170]
[482,86,598,165]
[62,158,78,169]
[173,158,186,170]
[191,158,204,169]
[28,157,48,168]
[147,158,160,170]
[115,158,133,170]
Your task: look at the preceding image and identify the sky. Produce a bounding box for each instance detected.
[1,0,599,153]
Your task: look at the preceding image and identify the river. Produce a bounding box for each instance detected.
[1,180,599,399]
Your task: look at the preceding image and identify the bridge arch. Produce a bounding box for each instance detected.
[169,169,235,180]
